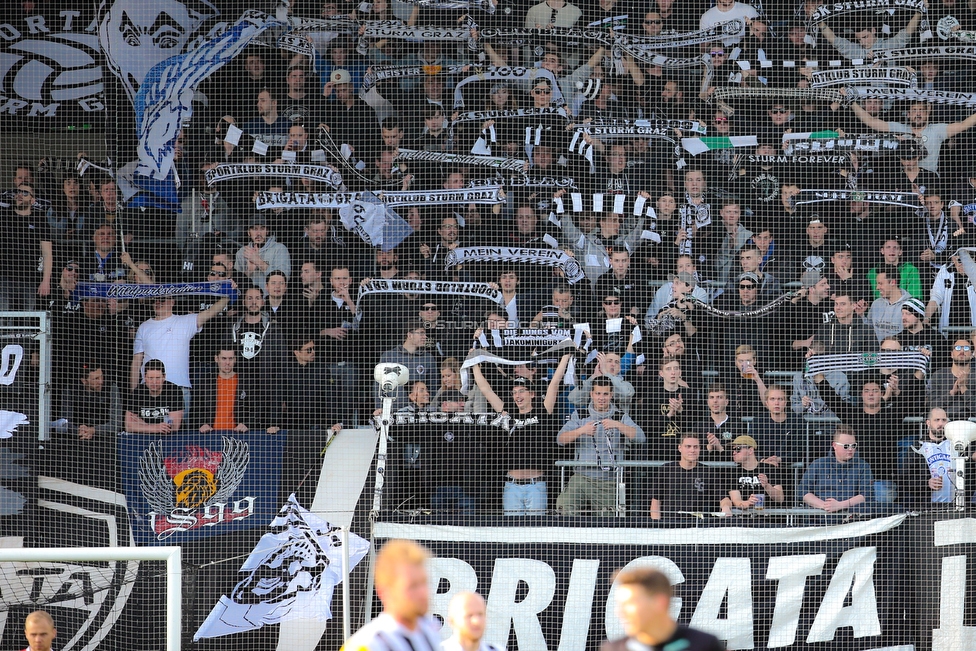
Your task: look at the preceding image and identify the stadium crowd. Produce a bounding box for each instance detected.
[5,0,976,518]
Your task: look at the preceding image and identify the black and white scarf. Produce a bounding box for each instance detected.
[254,186,504,210]
[689,292,796,318]
[357,279,503,306]
[394,149,528,176]
[804,351,929,377]
[444,246,587,284]
[205,163,344,187]
[614,19,745,49]
[794,189,920,209]
[361,64,470,92]
[853,86,976,108]
[810,66,917,87]
[453,66,564,108]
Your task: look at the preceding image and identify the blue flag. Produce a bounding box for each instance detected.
[119,431,285,545]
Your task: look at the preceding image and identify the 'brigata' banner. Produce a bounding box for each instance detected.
[372,514,911,650]
[120,431,285,545]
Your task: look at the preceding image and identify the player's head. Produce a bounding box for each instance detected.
[448,592,487,645]
[24,610,57,651]
[613,568,673,638]
[374,540,430,626]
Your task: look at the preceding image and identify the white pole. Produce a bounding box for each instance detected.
[0,546,182,651]
[341,528,351,641]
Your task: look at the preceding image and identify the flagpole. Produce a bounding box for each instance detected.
[341,527,351,640]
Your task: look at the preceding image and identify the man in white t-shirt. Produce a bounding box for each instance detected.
[699,0,758,45]
[130,292,231,410]
[341,540,442,651]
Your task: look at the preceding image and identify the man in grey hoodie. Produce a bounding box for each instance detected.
[235,215,292,294]
[868,270,910,342]
[556,376,645,514]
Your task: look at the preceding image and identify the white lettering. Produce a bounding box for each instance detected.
[557,559,600,651]
[766,554,826,647]
[60,10,80,30]
[486,558,556,651]
[933,555,976,651]
[606,556,686,639]
[25,15,48,33]
[807,546,881,642]
[0,344,25,386]
[690,558,754,649]
[427,557,479,639]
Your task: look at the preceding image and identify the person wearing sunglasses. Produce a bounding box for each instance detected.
[728,435,785,509]
[799,425,873,515]
[929,338,976,419]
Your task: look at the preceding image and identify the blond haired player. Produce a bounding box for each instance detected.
[23,610,57,651]
[342,540,441,651]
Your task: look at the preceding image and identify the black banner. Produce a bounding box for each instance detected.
[374,515,913,650]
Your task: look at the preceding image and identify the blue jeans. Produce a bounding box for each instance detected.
[874,480,897,504]
[503,481,547,516]
[431,486,478,514]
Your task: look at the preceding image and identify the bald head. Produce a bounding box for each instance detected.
[25,611,56,651]
[448,592,487,645]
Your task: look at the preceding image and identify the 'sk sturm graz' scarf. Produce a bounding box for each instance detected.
[254,187,505,210]
[808,0,932,41]
[444,246,587,284]
[205,163,344,187]
[357,279,503,307]
[75,281,239,304]
[873,44,976,64]
[794,188,921,209]
[804,351,930,377]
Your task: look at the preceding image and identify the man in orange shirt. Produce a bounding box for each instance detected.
[193,348,256,432]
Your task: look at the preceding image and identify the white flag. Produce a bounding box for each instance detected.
[194,494,370,640]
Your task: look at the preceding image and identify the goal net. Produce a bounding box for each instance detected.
[4,0,976,649]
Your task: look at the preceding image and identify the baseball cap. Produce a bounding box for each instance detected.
[800,269,822,288]
[807,214,823,225]
[512,377,535,390]
[733,435,758,448]
[330,69,351,85]
[490,82,510,95]
[674,271,697,287]
[737,271,759,285]
[249,214,268,227]
[902,297,926,317]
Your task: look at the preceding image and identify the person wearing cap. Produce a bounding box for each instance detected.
[473,353,571,515]
[234,214,291,295]
[867,237,922,301]
[648,434,732,519]
[320,68,378,156]
[896,297,941,362]
[557,376,645,515]
[709,272,773,369]
[799,425,873,515]
[825,241,871,306]
[728,435,785,509]
[787,215,832,283]
[738,246,781,298]
[868,269,912,342]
